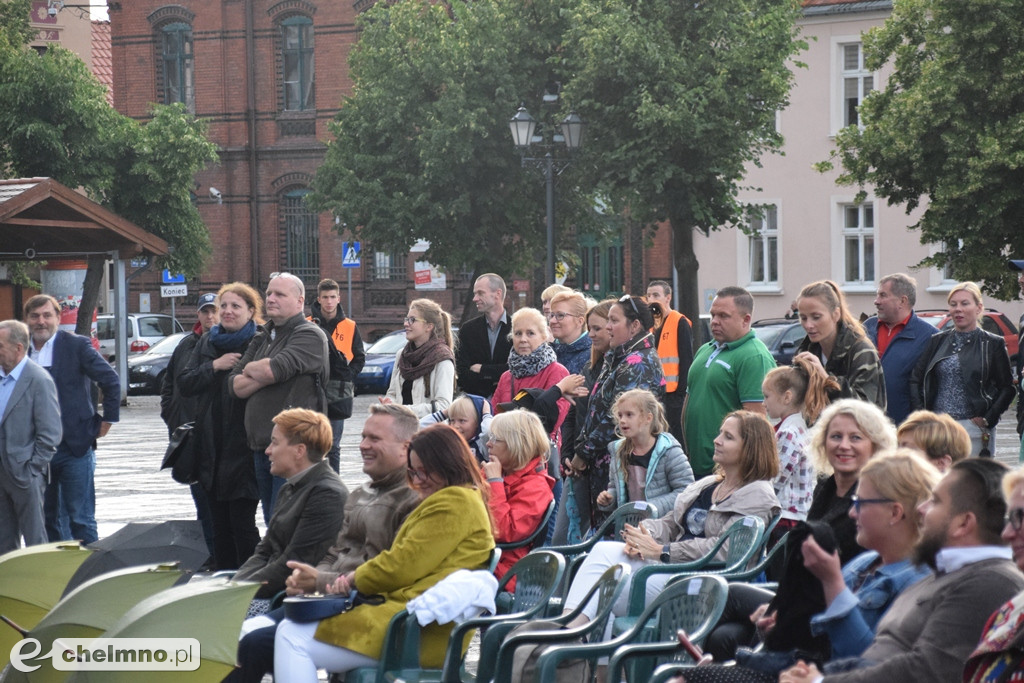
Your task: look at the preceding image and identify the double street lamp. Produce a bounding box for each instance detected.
[509,106,585,285]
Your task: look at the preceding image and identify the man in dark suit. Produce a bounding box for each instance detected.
[0,320,62,553]
[24,295,120,544]
[455,273,512,398]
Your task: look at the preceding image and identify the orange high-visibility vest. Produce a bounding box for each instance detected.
[657,309,690,393]
[309,315,358,362]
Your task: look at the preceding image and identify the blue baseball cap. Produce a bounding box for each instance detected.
[197,293,217,311]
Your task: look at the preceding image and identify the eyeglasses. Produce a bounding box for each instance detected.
[618,294,640,317]
[404,316,425,325]
[547,312,577,322]
[487,437,505,444]
[1007,507,1024,531]
[850,495,894,512]
[407,466,429,482]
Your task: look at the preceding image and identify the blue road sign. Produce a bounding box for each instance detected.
[342,241,361,268]
[162,269,186,284]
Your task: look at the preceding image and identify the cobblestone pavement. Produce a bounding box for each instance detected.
[95,393,377,539]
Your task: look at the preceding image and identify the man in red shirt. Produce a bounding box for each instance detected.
[864,273,937,424]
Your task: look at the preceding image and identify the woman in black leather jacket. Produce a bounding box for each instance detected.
[909,282,1014,457]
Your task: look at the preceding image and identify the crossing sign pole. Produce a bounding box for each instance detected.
[342,242,361,315]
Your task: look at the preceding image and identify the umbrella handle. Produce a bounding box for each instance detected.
[0,614,28,637]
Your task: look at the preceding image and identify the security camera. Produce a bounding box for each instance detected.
[209,187,223,205]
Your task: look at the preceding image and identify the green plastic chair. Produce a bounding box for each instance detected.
[489,563,629,683]
[613,516,764,636]
[347,550,565,683]
[533,574,729,683]
[497,500,556,552]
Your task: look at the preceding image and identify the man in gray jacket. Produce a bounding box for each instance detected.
[0,320,61,553]
[230,272,329,523]
[781,459,1024,683]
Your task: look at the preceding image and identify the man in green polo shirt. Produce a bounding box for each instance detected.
[682,286,776,477]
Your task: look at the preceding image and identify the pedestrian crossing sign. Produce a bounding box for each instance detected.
[342,241,361,268]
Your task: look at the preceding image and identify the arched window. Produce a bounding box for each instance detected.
[281,16,314,111]
[161,22,194,112]
[280,189,319,284]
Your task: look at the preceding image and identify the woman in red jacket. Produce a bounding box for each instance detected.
[482,410,556,580]
[492,307,571,447]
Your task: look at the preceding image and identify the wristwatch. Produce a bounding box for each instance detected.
[660,544,671,563]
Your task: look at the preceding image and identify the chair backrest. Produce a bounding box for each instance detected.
[598,500,659,541]
[498,550,566,616]
[638,574,729,652]
[497,499,557,552]
[718,516,766,572]
[487,547,502,574]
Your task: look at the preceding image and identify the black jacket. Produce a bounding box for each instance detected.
[455,313,512,398]
[160,328,200,435]
[909,328,1014,427]
[178,332,258,501]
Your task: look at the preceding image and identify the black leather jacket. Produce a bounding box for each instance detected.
[909,328,1014,426]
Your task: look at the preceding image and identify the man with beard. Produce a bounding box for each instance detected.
[780,459,1024,683]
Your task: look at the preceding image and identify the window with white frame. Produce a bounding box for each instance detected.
[748,205,779,286]
[842,203,875,284]
[842,43,873,127]
[940,240,963,283]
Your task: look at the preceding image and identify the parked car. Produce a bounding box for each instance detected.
[355,330,410,395]
[97,313,184,362]
[127,331,189,395]
[751,317,805,366]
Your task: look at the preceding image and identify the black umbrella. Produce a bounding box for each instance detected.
[64,520,209,594]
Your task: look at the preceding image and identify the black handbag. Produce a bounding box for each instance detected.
[283,591,384,623]
[161,422,198,485]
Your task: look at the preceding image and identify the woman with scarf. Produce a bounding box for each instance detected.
[492,307,571,446]
[575,295,665,534]
[179,282,264,570]
[383,299,456,418]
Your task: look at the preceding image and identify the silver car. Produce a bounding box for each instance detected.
[96,313,184,362]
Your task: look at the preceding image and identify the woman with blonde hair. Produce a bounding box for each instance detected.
[694,449,937,680]
[807,398,896,565]
[897,410,971,472]
[180,282,265,570]
[909,282,1014,456]
[492,307,570,445]
[794,280,886,409]
[547,290,592,374]
[481,410,555,580]
[383,298,455,417]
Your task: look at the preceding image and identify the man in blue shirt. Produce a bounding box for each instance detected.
[0,320,61,552]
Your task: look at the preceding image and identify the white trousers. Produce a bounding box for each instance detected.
[273,618,379,682]
[562,541,668,620]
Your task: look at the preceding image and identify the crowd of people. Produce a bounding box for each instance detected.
[4,264,1024,682]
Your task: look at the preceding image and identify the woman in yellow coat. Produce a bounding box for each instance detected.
[274,424,495,681]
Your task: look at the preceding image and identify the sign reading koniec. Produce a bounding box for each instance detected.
[11,638,201,672]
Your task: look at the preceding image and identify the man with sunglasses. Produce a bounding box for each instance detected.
[647,280,693,443]
[230,272,330,524]
[782,459,1024,683]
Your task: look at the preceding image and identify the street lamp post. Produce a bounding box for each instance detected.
[509,106,585,285]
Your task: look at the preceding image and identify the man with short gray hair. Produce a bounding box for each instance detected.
[864,273,937,424]
[0,320,61,552]
[230,273,330,523]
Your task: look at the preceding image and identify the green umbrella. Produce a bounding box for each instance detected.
[0,563,185,683]
[0,543,94,670]
[66,578,260,683]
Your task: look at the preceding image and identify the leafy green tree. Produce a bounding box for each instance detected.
[823,0,1024,299]
[308,0,594,313]
[0,3,216,331]
[560,0,805,322]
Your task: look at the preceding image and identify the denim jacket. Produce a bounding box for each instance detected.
[809,550,931,658]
